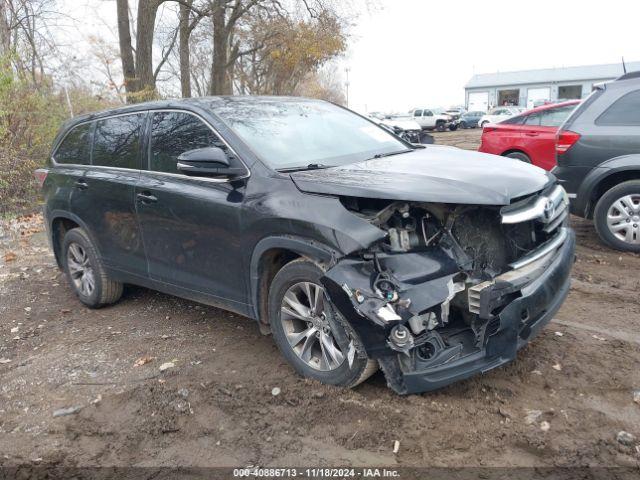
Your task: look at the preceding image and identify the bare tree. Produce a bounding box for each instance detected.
[0,0,59,86]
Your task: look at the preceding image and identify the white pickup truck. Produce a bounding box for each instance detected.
[408,108,453,131]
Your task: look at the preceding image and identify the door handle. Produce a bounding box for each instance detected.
[525,132,539,137]
[74,180,89,190]
[136,192,158,204]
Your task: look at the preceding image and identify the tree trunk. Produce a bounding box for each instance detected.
[208,1,231,95]
[0,2,12,58]
[116,0,137,97]
[178,0,192,98]
[134,0,159,101]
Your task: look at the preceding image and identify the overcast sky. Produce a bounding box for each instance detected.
[59,0,639,113]
[344,0,640,114]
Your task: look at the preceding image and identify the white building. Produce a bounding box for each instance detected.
[464,61,640,111]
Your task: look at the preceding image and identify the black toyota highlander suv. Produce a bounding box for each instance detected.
[37,97,575,394]
[553,72,640,251]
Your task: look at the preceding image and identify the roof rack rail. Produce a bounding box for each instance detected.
[616,70,640,81]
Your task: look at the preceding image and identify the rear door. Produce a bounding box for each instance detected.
[134,110,248,309]
[69,113,147,277]
[49,123,93,216]
[524,105,576,170]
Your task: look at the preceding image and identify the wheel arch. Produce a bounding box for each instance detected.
[249,236,338,332]
[501,148,530,157]
[578,155,640,218]
[48,211,96,269]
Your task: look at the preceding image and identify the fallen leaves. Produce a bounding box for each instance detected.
[3,251,17,262]
[159,362,175,372]
[133,356,155,367]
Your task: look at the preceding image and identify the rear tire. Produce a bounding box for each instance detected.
[448,123,458,131]
[459,121,467,129]
[504,151,531,163]
[594,180,640,252]
[268,258,377,388]
[436,122,446,132]
[62,228,123,308]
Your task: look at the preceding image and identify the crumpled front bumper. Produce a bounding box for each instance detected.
[322,229,576,395]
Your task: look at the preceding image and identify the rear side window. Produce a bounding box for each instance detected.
[54,123,92,165]
[501,115,525,125]
[149,111,224,174]
[524,113,541,126]
[92,114,144,169]
[540,105,575,127]
[596,89,640,126]
[413,110,422,117]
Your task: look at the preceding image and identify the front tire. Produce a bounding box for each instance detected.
[459,121,467,129]
[268,259,377,388]
[594,180,640,252]
[436,122,446,132]
[62,228,123,308]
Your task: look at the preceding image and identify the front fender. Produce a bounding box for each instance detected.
[248,235,338,320]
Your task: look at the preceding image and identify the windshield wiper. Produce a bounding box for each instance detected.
[277,163,329,173]
[370,149,413,160]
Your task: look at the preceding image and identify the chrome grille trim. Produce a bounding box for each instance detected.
[501,185,568,225]
[508,227,568,270]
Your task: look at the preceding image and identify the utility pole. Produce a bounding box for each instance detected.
[345,67,350,108]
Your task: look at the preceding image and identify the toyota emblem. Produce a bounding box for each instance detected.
[543,199,555,222]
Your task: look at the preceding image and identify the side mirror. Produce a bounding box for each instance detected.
[177,147,245,177]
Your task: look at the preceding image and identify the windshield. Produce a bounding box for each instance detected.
[210,98,409,170]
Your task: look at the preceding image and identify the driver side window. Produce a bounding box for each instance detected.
[149,111,225,174]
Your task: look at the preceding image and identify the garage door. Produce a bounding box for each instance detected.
[527,87,551,109]
[468,92,489,112]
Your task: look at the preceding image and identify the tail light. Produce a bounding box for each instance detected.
[34,169,48,188]
[556,130,580,155]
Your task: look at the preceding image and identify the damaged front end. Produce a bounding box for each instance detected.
[321,185,575,394]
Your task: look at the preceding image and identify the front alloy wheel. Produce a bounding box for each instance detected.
[268,258,377,388]
[281,282,345,371]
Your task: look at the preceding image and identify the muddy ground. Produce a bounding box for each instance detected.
[1,128,639,473]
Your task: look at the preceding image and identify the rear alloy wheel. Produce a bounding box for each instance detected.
[504,151,531,163]
[594,181,640,252]
[436,122,446,132]
[62,228,123,308]
[268,259,377,387]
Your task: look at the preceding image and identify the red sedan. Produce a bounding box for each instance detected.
[478,100,580,170]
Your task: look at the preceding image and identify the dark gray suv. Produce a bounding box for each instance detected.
[554,73,640,251]
[38,97,575,394]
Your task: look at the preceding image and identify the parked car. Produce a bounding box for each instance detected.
[408,108,453,131]
[457,111,485,129]
[478,101,580,170]
[443,106,467,121]
[553,72,640,252]
[479,107,524,127]
[369,115,426,144]
[37,97,574,394]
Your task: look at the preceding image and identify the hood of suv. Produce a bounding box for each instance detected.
[290,146,553,205]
